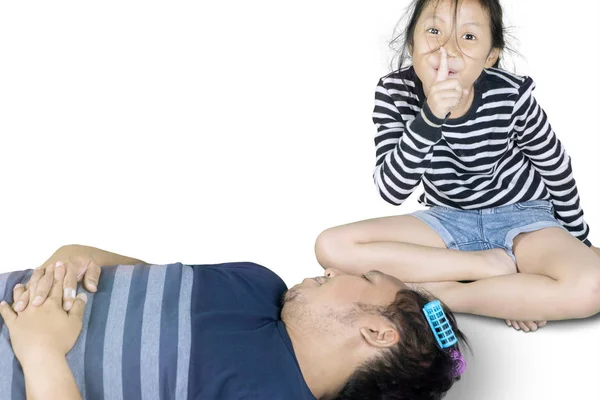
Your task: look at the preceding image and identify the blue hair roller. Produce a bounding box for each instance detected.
[422,299,457,349]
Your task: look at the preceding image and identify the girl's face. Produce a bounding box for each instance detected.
[410,0,500,97]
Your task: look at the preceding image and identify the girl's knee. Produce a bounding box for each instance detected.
[315,228,349,268]
[565,269,600,318]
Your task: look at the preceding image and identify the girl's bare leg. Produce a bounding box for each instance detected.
[421,228,600,321]
[315,215,516,283]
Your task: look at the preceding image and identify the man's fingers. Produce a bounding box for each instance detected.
[50,263,66,304]
[61,262,78,311]
[12,284,25,303]
[32,263,55,306]
[537,320,548,328]
[0,301,17,327]
[12,285,29,312]
[26,265,46,291]
[83,262,100,292]
[435,47,449,82]
[69,293,88,320]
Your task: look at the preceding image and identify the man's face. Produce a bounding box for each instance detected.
[281,269,408,328]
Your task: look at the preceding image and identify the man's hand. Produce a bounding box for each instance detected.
[0,263,87,366]
[14,254,100,313]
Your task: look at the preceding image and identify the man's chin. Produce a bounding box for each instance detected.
[282,287,301,304]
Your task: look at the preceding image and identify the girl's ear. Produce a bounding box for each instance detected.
[485,47,500,68]
[408,43,413,57]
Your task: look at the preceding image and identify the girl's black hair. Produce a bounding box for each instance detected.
[389,0,519,73]
[333,289,470,400]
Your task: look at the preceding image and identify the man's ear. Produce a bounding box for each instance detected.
[485,47,500,68]
[359,320,400,349]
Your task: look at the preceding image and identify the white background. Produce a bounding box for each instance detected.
[1,1,598,399]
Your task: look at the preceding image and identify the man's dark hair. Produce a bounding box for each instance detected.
[334,289,469,400]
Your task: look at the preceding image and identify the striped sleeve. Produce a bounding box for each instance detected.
[513,77,591,245]
[372,78,446,206]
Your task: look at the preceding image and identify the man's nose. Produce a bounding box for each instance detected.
[324,268,343,278]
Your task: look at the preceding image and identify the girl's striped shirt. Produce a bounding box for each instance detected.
[372,66,591,245]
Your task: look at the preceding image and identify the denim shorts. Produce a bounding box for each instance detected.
[408,200,567,263]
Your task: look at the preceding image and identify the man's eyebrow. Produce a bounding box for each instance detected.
[424,15,482,27]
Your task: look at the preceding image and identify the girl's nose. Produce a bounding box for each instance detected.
[440,45,457,58]
[324,268,343,278]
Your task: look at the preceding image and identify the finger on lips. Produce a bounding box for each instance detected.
[436,47,449,83]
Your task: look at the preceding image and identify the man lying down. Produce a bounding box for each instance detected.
[0,245,468,400]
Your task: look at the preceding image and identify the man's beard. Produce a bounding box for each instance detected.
[282,286,302,304]
[281,288,358,331]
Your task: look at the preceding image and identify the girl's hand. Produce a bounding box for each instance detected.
[14,254,100,313]
[426,47,469,119]
[0,263,87,367]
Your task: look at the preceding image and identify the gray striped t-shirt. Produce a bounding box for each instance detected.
[0,263,193,400]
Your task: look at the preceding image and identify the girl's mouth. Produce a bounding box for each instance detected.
[434,68,457,77]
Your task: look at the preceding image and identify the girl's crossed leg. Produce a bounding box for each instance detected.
[315,204,600,328]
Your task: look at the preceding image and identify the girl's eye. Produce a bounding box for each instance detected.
[463,33,476,41]
[427,28,441,35]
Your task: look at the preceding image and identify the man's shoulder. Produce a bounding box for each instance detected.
[189,261,288,313]
[191,261,286,288]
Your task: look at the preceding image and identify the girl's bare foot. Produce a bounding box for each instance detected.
[505,319,547,332]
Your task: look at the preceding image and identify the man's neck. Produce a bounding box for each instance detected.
[284,323,358,399]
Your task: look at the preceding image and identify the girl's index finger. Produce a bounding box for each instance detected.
[436,47,449,83]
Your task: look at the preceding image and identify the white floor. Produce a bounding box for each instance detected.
[445,314,600,400]
[1,1,599,399]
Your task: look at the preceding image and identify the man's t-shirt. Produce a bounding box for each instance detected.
[0,262,316,399]
[189,262,316,400]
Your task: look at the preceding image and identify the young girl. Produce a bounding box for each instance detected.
[315,0,600,332]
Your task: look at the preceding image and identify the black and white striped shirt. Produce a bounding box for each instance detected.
[372,66,591,246]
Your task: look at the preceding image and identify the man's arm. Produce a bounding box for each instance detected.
[22,351,81,400]
[17,244,149,312]
[0,264,88,400]
[40,244,147,269]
